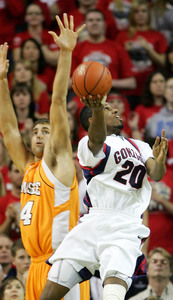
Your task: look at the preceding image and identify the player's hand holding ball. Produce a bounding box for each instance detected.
[81,95,107,110]
[72,61,112,106]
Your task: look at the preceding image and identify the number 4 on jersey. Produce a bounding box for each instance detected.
[21,201,34,225]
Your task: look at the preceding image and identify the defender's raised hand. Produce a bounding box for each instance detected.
[48,13,86,52]
[153,129,168,164]
[0,43,9,79]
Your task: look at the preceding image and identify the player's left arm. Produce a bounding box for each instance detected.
[145,130,168,181]
[44,14,85,184]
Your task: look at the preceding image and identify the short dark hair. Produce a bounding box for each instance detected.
[79,106,92,132]
[85,9,105,21]
[33,118,50,130]
[11,238,25,257]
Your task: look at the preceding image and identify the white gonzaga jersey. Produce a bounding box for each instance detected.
[77,135,153,218]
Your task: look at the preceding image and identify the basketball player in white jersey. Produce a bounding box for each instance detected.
[40,97,168,300]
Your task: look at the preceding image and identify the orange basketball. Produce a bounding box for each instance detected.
[72,61,112,99]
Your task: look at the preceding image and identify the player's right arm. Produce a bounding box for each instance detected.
[0,43,33,174]
[81,96,107,156]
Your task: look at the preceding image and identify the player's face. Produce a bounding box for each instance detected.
[31,123,50,158]
[147,252,171,279]
[13,249,30,276]
[104,103,123,135]
[85,12,105,37]
[3,279,25,300]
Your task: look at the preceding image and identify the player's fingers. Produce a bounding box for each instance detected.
[1,43,8,60]
[153,136,160,148]
[55,15,64,31]
[5,60,9,71]
[63,13,69,29]
[161,129,165,138]
[48,31,59,43]
[76,24,86,36]
[69,15,74,31]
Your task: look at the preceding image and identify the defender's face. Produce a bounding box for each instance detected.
[104,103,123,134]
[31,123,50,158]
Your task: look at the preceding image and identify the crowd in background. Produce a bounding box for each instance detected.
[0,0,173,299]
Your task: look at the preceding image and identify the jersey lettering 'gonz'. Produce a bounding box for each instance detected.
[78,135,153,218]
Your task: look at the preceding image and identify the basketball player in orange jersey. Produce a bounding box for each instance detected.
[0,14,89,300]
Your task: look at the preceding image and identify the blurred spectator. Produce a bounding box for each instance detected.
[67,95,86,140]
[10,60,50,119]
[0,173,5,198]
[129,247,173,299]
[0,0,25,49]
[0,138,11,194]
[41,0,77,25]
[0,277,25,300]
[97,0,133,32]
[71,9,136,92]
[0,234,15,281]
[144,77,173,140]
[12,3,59,67]
[11,239,30,287]
[161,42,173,79]
[67,0,118,41]
[147,140,173,255]
[11,83,36,145]
[0,161,23,241]
[151,0,173,45]
[20,38,54,93]
[116,0,167,109]
[135,71,166,136]
[67,110,79,146]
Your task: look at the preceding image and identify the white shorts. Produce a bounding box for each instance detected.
[48,209,150,287]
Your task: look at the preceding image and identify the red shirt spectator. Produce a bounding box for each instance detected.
[72,39,133,81]
[0,0,25,48]
[116,29,167,96]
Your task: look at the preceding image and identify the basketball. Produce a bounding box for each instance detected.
[72,61,112,99]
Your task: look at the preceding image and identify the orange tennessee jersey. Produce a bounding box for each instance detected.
[20,159,79,259]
